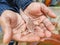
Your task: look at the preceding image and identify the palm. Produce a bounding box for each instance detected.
[0,11,40,43]
[12,14,40,42]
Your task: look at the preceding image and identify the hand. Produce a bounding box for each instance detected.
[24,2,56,31]
[20,10,53,41]
[0,2,56,43]
[0,10,42,44]
[0,10,25,43]
[23,2,57,42]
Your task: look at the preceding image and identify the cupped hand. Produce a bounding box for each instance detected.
[0,10,44,44]
[0,2,57,44]
[24,2,56,31]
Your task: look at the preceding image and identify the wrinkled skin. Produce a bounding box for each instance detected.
[24,2,56,18]
[22,2,57,45]
[23,2,56,33]
[23,2,57,39]
[0,2,56,44]
[0,10,40,43]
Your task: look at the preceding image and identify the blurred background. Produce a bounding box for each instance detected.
[33,0,60,7]
[0,0,60,45]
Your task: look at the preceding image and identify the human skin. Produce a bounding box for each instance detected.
[0,10,55,44]
[0,10,44,44]
[0,10,52,44]
[23,2,56,45]
[0,2,56,44]
[24,2,56,31]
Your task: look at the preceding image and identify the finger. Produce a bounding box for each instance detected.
[13,33,40,42]
[12,24,40,42]
[41,3,56,18]
[40,30,52,42]
[35,26,44,37]
[42,15,55,31]
[39,23,50,37]
[39,23,51,38]
[45,30,52,38]
[0,15,12,43]
[39,23,47,31]
[21,33,40,42]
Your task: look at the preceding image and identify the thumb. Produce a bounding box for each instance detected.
[3,27,12,44]
[1,16,12,44]
[41,3,56,18]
